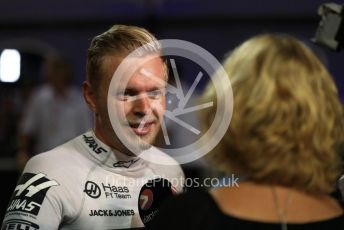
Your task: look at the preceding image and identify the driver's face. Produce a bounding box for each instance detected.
[97,54,167,152]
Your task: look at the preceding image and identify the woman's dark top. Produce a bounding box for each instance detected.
[149,190,344,230]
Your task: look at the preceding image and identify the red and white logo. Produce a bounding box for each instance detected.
[139,189,153,210]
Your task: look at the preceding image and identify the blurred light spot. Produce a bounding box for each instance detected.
[0,49,21,83]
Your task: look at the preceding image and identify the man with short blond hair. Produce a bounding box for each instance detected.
[2,25,184,230]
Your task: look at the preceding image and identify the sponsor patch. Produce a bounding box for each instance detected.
[102,183,131,199]
[6,173,58,216]
[84,181,101,199]
[2,219,40,230]
[84,181,132,200]
[89,209,135,217]
[113,159,139,168]
[83,134,107,154]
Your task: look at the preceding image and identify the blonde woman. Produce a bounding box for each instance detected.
[150,34,344,229]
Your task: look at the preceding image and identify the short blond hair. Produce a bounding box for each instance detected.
[201,34,344,194]
[86,24,164,92]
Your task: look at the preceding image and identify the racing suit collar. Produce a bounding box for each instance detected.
[81,130,143,170]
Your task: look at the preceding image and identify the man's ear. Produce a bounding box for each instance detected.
[83,81,97,113]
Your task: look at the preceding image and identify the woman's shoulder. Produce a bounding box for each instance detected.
[150,188,344,230]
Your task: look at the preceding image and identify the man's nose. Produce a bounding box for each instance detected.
[133,94,151,116]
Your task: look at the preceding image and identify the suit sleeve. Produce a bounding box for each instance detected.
[2,157,63,230]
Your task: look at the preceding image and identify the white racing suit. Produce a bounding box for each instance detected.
[2,131,184,229]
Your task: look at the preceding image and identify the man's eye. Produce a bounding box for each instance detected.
[147,90,164,99]
[116,93,127,100]
[116,92,134,101]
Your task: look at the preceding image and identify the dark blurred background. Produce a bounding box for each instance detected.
[1,0,344,219]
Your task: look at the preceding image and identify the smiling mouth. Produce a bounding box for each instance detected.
[128,121,155,136]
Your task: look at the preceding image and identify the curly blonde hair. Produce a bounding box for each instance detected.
[201,34,344,194]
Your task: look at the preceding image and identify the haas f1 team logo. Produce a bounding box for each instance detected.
[6,173,58,216]
[84,181,101,199]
